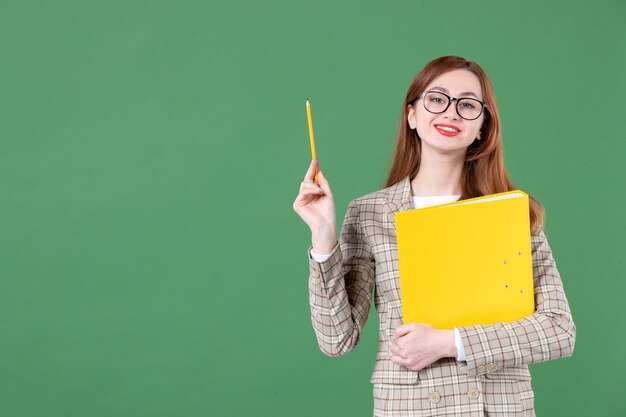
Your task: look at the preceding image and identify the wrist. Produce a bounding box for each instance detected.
[311,224,337,253]
[438,329,457,358]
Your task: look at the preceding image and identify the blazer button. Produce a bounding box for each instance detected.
[486,363,498,372]
[312,271,321,279]
[467,387,480,400]
[477,364,486,373]
[429,391,441,404]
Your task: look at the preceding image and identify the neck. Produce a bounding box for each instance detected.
[411,146,464,197]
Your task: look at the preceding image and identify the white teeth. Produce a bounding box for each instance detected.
[436,125,459,132]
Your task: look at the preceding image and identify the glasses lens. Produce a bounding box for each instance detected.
[424,92,449,113]
[457,98,483,120]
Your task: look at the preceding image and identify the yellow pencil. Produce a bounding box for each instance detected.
[306,98,319,185]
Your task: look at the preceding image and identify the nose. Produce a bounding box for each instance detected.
[442,98,460,120]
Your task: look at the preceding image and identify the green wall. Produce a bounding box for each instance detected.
[1,0,624,416]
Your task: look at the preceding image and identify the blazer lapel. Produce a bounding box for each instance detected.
[385,175,413,214]
[381,176,413,310]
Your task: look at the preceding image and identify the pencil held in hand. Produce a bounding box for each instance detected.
[306,98,319,185]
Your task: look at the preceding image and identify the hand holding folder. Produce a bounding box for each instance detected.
[395,191,535,330]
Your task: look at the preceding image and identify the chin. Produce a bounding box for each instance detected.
[422,140,470,155]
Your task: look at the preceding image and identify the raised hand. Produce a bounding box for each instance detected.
[292,159,337,254]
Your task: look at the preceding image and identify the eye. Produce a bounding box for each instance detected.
[430,97,444,104]
[460,101,477,109]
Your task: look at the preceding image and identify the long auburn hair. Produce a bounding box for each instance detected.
[385,56,544,233]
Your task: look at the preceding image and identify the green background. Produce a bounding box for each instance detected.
[1,0,624,416]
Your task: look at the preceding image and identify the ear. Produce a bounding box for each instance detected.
[407,104,416,129]
[477,130,482,140]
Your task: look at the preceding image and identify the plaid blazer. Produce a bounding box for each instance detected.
[307,176,576,416]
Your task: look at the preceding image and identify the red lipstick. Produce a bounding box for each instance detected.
[434,124,461,137]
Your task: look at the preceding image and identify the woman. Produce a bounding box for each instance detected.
[292,56,576,417]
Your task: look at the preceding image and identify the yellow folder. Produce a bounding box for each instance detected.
[395,190,535,330]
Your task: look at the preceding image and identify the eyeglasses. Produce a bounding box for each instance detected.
[417,90,487,120]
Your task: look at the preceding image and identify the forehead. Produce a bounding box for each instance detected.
[424,69,483,99]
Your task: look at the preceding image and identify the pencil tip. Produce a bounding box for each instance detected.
[306,98,309,104]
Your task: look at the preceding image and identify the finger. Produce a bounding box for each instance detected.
[394,324,414,339]
[304,159,320,182]
[300,181,324,193]
[393,357,422,372]
[390,355,410,367]
[297,184,324,200]
[294,188,324,206]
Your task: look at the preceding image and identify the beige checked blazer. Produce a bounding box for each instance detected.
[307,176,576,416]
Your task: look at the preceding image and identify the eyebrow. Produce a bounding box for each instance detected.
[429,86,481,100]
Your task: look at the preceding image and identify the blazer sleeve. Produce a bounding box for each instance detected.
[457,228,576,376]
[307,198,376,358]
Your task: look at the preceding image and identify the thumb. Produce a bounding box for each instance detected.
[316,169,332,193]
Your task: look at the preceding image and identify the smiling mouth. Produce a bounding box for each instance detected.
[434,124,460,132]
[434,124,461,136]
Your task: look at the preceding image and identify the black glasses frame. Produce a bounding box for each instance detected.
[418,90,488,120]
